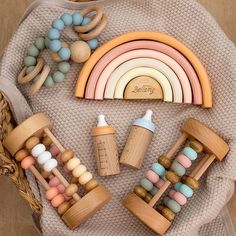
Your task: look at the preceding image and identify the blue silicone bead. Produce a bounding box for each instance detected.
[183,147,197,161]
[150,187,158,196]
[174,182,182,191]
[49,40,62,52]
[52,19,65,31]
[165,198,181,213]
[179,184,193,198]
[171,161,186,177]
[152,163,165,176]
[48,28,60,40]
[58,47,71,61]
[87,38,99,50]
[73,13,83,25]
[82,17,91,26]
[140,178,153,191]
[61,13,73,26]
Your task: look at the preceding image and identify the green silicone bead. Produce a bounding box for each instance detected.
[52,71,65,83]
[166,199,181,213]
[45,37,50,48]
[26,66,35,74]
[171,161,186,177]
[24,56,36,67]
[150,186,158,196]
[44,76,55,88]
[58,62,71,73]
[35,37,45,50]
[27,45,40,57]
[140,178,153,191]
[33,74,40,83]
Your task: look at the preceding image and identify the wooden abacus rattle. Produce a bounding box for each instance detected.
[122,118,229,235]
[3,113,111,229]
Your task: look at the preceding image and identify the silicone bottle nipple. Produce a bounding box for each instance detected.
[97,114,109,127]
[142,109,153,122]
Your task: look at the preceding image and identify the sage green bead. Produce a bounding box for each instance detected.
[52,71,65,83]
[35,37,45,50]
[150,186,158,196]
[24,56,36,67]
[171,161,186,177]
[165,198,181,213]
[58,62,71,73]
[140,178,153,191]
[26,66,35,74]
[27,45,40,57]
[44,76,55,88]
[33,74,40,83]
[45,37,50,48]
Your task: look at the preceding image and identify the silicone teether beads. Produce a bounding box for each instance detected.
[120,110,155,169]
[92,115,120,176]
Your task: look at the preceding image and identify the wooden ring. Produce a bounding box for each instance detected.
[17,58,44,84]
[29,65,50,95]
[74,5,103,33]
[79,15,108,41]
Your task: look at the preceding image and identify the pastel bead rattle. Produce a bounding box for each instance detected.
[3,113,111,229]
[120,109,155,169]
[122,118,229,235]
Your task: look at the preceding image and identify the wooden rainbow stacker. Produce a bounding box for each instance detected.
[122,118,229,235]
[3,113,111,229]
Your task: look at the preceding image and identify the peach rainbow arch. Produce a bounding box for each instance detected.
[75,31,212,108]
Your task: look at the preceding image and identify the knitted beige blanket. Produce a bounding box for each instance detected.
[0,0,236,235]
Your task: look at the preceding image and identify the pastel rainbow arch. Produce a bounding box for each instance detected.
[75,31,212,108]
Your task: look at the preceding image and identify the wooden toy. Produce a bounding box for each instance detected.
[3,113,111,229]
[120,110,155,169]
[122,118,229,235]
[92,115,120,176]
[75,31,212,108]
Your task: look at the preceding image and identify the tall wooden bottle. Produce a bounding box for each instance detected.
[120,110,155,169]
[92,115,120,176]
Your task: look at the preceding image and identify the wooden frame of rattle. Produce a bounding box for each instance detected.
[122,118,229,235]
[3,113,111,229]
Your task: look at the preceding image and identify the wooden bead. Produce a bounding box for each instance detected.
[158,155,172,169]
[133,185,147,199]
[41,170,52,179]
[15,149,29,162]
[165,171,180,184]
[84,179,99,192]
[49,42,69,62]
[161,207,176,221]
[70,41,91,63]
[61,149,74,163]
[65,184,78,197]
[71,176,78,184]
[21,156,35,169]
[156,205,165,212]
[51,194,65,208]
[25,136,40,150]
[78,171,93,185]
[69,198,76,206]
[144,193,153,203]
[72,164,86,178]
[57,201,70,215]
[184,176,200,190]
[189,140,204,153]
[45,187,59,200]
[42,136,53,147]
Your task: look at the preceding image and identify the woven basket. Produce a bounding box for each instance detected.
[0,92,42,214]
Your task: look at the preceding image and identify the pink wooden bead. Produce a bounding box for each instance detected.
[155,178,165,188]
[63,166,70,173]
[51,194,65,208]
[173,192,187,206]
[169,189,176,198]
[49,145,60,157]
[49,177,61,187]
[57,184,65,193]
[146,170,160,183]
[176,154,192,168]
[63,194,72,201]
[21,156,35,170]
[45,187,59,200]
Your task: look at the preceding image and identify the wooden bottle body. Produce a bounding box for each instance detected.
[120,125,153,169]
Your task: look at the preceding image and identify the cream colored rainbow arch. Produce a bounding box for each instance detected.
[75,31,212,108]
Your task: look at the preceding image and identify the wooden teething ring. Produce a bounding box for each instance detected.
[29,64,51,95]
[17,58,44,84]
[79,15,108,41]
[74,5,103,33]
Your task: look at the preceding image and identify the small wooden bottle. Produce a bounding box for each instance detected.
[92,115,120,176]
[120,110,155,169]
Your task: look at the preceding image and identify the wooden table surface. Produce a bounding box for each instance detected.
[0,0,236,235]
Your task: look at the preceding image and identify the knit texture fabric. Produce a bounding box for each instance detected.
[0,0,236,235]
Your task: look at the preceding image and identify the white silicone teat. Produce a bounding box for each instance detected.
[142,109,153,122]
[97,114,109,127]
